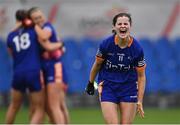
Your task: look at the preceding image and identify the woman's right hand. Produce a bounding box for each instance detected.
[85,81,95,95]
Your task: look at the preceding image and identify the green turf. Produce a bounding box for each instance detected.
[0,107,180,124]
[134,108,180,124]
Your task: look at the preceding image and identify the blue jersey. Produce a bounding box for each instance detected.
[96,34,146,83]
[43,22,58,43]
[7,27,41,72]
[41,22,62,84]
[41,22,62,62]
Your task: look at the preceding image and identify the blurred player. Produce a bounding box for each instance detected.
[29,7,66,124]
[5,9,45,124]
[86,13,146,124]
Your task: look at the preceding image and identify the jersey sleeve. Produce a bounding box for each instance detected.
[96,40,107,61]
[134,48,146,71]
[43,23,52,33]
[43,26,52,32]
[6,33,12,48]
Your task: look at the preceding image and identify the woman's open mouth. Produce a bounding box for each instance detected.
[119,29,128,35]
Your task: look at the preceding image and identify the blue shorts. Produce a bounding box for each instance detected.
[100,80,138,104]
[42,60,63,85]
[12,69,42,93]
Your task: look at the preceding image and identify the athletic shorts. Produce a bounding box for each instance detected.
[12,69,42,93]
[42,60,63,85]
[99,80,138,103]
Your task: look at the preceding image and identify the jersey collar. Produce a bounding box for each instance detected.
[114,35,133,47]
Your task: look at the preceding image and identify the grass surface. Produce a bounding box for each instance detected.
[0,107,180,124]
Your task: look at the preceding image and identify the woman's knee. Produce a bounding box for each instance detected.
[120,102,136,124]
[47,102,59,113]
[47,94,60,109]
[10,100,22,110]
[101,102,119,124]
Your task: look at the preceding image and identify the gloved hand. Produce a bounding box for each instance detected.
[85,81,95,95]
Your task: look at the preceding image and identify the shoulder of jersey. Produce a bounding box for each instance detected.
[7,30,16,38]
[44,22,52,27]
[131,37,143,52]
[102,35,114,44]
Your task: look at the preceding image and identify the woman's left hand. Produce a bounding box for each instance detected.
[137,101,144,118]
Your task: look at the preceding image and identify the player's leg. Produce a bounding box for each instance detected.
[46,106,54,124]
[119,102,137,124]
[46,88,69,124]
[5,89,23,124]
[60,65,69,124]
[119,83,138,124]
[29,89,54,124]
[44,62,65,124]
[46,83,64,124]
[28,70,45,121]
[29,89,45,124]
[99,80,119,124]
[100,102,119,124]
[44,88,54,124]
[5,73,25,124]
[28,95,33,121]
[60,90,70,124]
[27,70,45,124]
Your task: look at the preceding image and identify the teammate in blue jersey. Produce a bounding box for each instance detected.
[5,9,45,124]
[5,9,63,124]
[86,13,146,124]
[29,7,68,124]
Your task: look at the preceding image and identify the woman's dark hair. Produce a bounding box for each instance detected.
[15,9,27,21]
[112,12,132,26]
